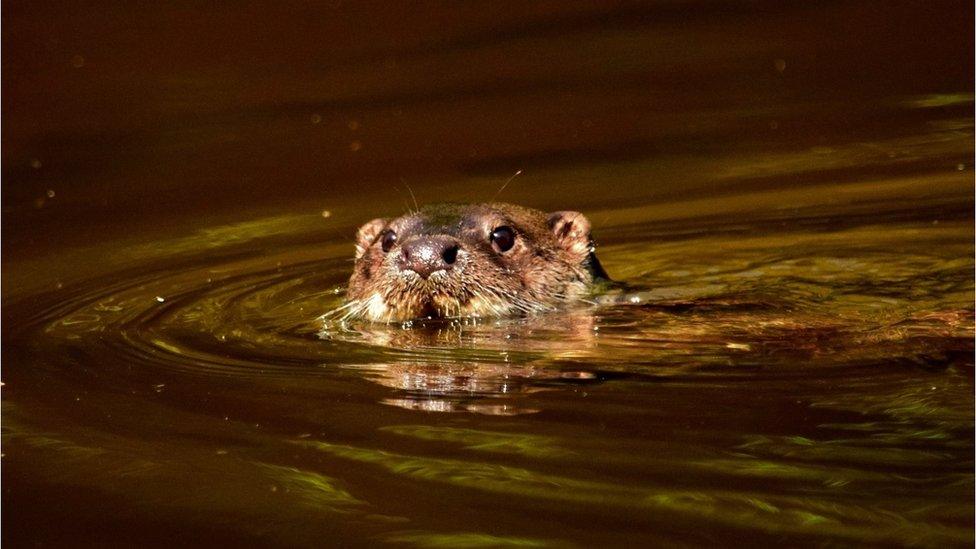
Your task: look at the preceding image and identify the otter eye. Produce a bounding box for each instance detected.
[490,226,515,253]
[381,230,397,252]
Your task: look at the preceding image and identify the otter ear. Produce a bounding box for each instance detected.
[547,211,592,257]
[355,218,388,259]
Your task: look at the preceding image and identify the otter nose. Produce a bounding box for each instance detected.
[398,236,459,279]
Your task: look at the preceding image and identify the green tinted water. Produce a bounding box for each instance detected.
[4,145,972,546]
[3,2,973,546]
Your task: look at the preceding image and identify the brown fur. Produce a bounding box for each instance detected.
[335,203,605,322]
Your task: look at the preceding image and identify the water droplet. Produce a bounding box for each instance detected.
[71,55,85,68]
[349,141,362,152]
[310,113,322,124]
[155,296,166,303]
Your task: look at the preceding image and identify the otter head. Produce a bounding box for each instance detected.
[341,203,604,322]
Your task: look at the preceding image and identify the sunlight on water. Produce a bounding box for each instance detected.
[3,4,972,542]
[5,148,971,543]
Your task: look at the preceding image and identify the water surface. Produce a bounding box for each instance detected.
[3,2,974,547]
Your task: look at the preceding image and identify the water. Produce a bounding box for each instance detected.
[3,2,974,547]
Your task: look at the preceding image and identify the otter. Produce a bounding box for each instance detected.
[337,203,609,322]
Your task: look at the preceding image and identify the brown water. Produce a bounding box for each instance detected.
[3,2,974,547]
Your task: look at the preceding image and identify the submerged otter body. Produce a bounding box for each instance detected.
[341,203,608,322]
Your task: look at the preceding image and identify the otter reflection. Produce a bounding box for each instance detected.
[344,360,599,415]
[320,307,600,352]
[323,311,602,414]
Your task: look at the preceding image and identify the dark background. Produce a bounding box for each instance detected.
[3,1,973,256]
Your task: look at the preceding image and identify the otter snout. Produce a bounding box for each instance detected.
[397,235,460,279]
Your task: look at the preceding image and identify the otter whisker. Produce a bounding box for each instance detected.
[336,303,366,323]
[490,169,522,202]
[401,180,419,212]
[341,202,603,323]
[470,281,523,317]
[319,299,361,320]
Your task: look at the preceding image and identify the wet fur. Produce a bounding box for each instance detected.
[331,203,605,323]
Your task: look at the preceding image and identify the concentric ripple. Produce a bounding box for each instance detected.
[12,212,973,411]
[3,207,973,547]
